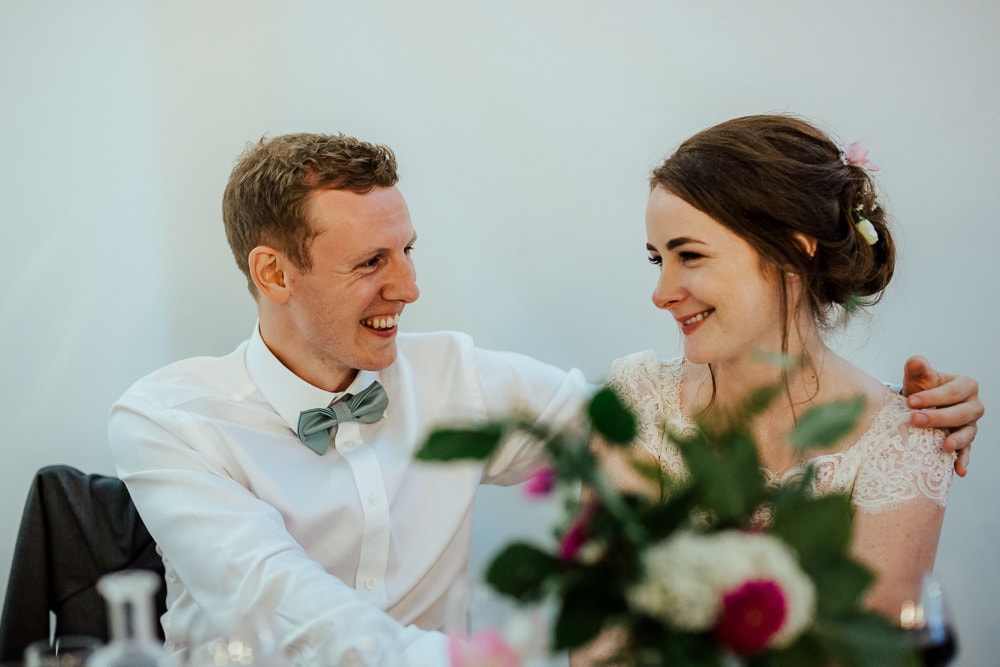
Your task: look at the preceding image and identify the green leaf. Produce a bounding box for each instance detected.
[753,634,824,667]
[789,396,865,449]
[485,542,559,602]
[736,382,783,420]
[814,612,918,667]
[811,558,874,616]
[415,423,504,461]
[677,429,766,524]
[588,386,637,445]
[770,492,853,565]
[551,583,624,650]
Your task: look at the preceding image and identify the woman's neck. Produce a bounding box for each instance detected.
[690,319,830,412]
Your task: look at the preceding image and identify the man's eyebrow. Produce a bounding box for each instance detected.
[348,234,418,264]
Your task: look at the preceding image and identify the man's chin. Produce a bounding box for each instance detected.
[358,348,398,372]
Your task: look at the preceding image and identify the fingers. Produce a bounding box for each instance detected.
[953,444,970,478]
[906,375,982,414]
[903,355,931,383]
[938,420,978,452]
[901,355,937,396]
[910,401,985,434]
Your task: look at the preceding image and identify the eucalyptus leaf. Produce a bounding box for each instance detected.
[485,542,558,602]
[811,558,874,616]
[552,583,623,650]
[815,613,918,667]
[415,423,504,461]
[588,386,637,445]
[790,396,866,449]
[754,634,824,667]
[770,493,853,565]
[677,430,765,524]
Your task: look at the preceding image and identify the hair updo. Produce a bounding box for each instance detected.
[650,114,895,329]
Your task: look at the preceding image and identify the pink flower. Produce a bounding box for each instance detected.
[523,467,557,499]
[713,579,787,654]
[558,502,597,561]
[841,141,880,171]
[448,629,521,667]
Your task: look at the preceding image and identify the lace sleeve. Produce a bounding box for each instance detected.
[851,403,955,514]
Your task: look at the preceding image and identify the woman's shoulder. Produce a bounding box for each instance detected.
[850,390,955,511]
[605,351,684,419]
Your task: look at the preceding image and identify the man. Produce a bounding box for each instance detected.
[109,133,982,666]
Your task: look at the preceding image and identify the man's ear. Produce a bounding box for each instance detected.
[792,232,818,258]
[249,246,291,304]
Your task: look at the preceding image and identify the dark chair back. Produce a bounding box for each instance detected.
[0,465,165,661]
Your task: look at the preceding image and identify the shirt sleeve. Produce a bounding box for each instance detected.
[464,345,593,485]
[108,394,449,667]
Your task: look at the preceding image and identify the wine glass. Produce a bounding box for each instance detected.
[900,573,958,667]
[24,636,101,667]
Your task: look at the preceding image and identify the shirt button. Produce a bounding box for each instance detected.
[367,492,379,506]
[363,577,375,590]
[341,439,357,451]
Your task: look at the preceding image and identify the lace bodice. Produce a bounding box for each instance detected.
[606,351,955,513]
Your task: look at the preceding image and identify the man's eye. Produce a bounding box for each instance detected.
[363,256,382,268]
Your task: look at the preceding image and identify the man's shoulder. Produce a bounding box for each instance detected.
[117,340,253,411]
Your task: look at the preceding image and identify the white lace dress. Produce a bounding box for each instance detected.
[606,351,955,513]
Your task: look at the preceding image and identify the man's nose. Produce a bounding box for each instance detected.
[384,257,419,303]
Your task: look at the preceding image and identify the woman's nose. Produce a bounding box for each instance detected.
[651,269,684,310]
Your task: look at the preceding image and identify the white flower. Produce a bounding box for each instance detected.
[627,530,815,647]
[855,217,879,245]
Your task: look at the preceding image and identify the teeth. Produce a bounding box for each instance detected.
[682,311,711,326]
[364,314,400,330]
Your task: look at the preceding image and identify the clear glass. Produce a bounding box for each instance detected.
[445,576,562,667]
[187,610,288,666]
[23,636,100,667]
[87,570,171,667]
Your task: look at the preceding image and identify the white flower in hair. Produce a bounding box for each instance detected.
[855,217,879,245]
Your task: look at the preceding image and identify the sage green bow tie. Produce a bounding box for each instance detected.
[296,381,388,455]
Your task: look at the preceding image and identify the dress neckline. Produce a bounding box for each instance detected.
[666,358,899,482]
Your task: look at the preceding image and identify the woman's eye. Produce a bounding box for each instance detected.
[678,251,703,262]
[647,255,662,266]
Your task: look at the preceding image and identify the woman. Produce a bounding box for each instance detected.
[601,114,953,621]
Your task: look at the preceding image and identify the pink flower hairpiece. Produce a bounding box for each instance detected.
[840,142,879,172]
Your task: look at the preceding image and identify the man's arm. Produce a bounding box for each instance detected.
[901,355,984,477]
[109,397,448,666]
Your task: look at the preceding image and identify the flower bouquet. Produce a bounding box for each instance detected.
[417,385,920,666]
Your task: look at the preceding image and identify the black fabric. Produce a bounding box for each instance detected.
[0,465,165,661]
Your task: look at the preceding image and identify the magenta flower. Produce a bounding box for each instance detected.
[713,579,787,654]
[447,628,520,667]
[523,466,557,499]
[558,502,597,561]
[841,141,880,171]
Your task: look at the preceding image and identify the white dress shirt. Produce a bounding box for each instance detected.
[109,326,589,666]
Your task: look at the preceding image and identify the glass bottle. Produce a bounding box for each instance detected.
[88,569,171,667]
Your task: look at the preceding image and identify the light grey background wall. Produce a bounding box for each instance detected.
[1,2,996,663]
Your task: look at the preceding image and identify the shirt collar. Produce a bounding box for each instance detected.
[245,323,382,434]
